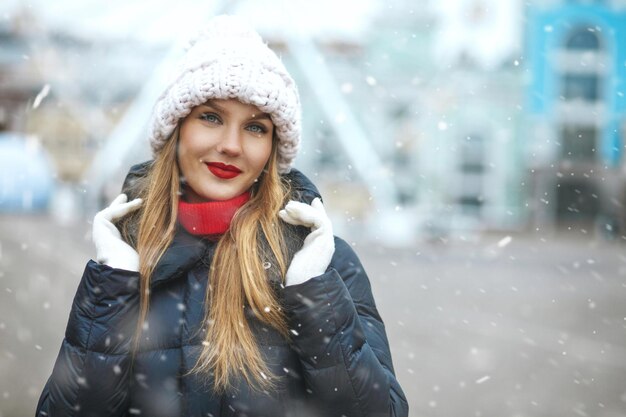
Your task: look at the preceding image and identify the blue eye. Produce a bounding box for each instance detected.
[247,124,267,134]
[200,113,221,124]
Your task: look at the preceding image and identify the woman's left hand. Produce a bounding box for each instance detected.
[278,197,335,286]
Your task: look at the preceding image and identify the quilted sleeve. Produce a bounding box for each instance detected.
[36,261,140,417]
[282,237,409,417]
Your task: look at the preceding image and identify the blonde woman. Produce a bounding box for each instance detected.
[36,15,408,417]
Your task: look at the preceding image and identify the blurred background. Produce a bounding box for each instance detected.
[1,0,626,416]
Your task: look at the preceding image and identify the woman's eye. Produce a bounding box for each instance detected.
[247,124,267,134]
[200,113,221,124]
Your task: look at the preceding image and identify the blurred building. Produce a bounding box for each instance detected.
[526,0,626,237]
[0,9,93,182]
[0,7,164,183]
[0,10,55,212]
[0,132,55,212]
[335,0,528,239]
[3,0,625,241]
[0,10,39,132]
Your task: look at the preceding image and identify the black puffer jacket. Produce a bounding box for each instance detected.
[36,165,408,417]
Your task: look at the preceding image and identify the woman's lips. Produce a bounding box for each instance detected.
[206,162,242,179]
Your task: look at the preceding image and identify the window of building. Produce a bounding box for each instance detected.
[565,29,601,51]
[460,134,485,174]
[560,125,597,161]
[457,134,486,216]
[556,180,599,222]
[561,73,600,101]
[559,26,604,103]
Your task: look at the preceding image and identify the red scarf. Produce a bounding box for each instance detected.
[177,191,251,237]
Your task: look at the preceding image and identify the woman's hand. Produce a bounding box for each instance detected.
[92,193,143,272]
[278,197,335,286]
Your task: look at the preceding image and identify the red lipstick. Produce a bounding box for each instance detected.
[206,162,242,179]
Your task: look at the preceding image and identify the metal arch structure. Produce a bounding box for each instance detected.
[284,35,411,243]
[82,47,176,213]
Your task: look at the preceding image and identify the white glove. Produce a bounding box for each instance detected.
[92,193,143,272]
[278,198,335,286]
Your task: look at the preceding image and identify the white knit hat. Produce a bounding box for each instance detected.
[148,15,301,174]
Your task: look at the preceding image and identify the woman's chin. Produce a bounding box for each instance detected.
[190,186,247,202]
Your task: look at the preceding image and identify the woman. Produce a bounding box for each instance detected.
[36,15,408,417]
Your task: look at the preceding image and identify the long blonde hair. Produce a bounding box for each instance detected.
[126,126,293,393]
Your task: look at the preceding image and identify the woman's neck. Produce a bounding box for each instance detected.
[177,191,251,237]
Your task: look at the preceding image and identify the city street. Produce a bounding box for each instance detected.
[1,214,625,416]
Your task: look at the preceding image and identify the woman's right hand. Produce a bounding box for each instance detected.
[92,193,143,271]
[278,198,335,286]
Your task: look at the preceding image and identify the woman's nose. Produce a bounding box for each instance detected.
[216,127,243,156]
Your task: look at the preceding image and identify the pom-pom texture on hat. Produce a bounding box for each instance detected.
[148,15,300,173]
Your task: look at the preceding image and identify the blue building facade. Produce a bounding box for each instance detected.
[526,0,626,233]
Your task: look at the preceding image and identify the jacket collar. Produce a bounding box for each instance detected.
[281,168,322,205]
[150,225,211,288]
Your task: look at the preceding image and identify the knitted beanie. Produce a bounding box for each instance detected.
[148,15,301,174]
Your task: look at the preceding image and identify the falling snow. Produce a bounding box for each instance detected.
[0,1,625,416]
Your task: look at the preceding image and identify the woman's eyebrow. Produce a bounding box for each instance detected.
[250,113,272,120]
[200,101,226,113]
[199,102,271,121]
